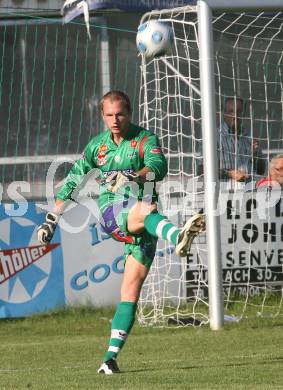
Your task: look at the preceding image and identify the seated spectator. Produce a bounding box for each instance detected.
[256,154,283,189]
[219,97,265,182]
[196,97,266,187]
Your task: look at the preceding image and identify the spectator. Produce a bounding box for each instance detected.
[219,97,265,183]
[256,154,283,189]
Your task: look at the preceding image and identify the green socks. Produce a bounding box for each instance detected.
[144,212,180,246]
[104,301,137,362]
[103,212,180,361]
[103,213,180,363]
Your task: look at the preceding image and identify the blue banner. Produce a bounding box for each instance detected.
[0,203,65,318]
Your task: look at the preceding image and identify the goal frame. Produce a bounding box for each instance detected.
[198,0,283,329]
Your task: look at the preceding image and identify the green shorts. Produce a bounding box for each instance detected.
[100,202,157,268]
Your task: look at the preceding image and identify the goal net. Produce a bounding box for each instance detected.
[0,16,140,200]
[138,6,283,326]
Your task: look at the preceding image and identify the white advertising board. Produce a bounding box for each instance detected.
[186,190,283,297]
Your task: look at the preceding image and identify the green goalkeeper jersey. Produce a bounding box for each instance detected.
[56,123,168,212]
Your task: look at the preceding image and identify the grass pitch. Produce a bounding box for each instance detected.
[0,307,283,390]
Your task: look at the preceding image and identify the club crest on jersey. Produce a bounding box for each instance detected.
[150,147,162,154]
[131,140,138,148]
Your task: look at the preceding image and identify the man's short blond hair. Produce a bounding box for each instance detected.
[100,90,132,114]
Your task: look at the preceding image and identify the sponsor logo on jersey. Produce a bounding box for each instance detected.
[97,149,107,165]
[127,151,138,159]
[98,151,106,159]
[99,144,108,152]
[150,147,162,154]
[114,155,121,163]
[103,168,134,178]
[131,140,138,148]
[98,158,107,166]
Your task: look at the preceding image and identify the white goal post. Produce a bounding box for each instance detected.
[138,1,283,329]
[198,0,283,330]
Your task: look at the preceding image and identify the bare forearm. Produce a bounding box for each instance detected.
[53,199,70,215]
[136,167,153,182]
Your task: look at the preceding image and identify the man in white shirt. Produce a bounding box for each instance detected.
[219,97,265,184]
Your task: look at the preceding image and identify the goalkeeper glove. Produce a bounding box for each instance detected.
[107,171,140,193]
[37,212,60,245]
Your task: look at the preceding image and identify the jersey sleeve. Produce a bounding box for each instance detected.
[56,139,96,201]
[142,134,168,181]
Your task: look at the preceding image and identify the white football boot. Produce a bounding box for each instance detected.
[175,213,205,257]
[97,359,121,375]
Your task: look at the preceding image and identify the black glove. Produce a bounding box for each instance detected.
[37,212,60,245]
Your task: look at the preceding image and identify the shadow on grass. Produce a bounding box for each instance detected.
[175,355,283,371]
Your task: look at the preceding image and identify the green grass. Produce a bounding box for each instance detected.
[0,307,283,390]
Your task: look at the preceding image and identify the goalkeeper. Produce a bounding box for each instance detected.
[37,90,205,375]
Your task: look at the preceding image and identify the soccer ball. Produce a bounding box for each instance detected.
[136,20,173,60]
